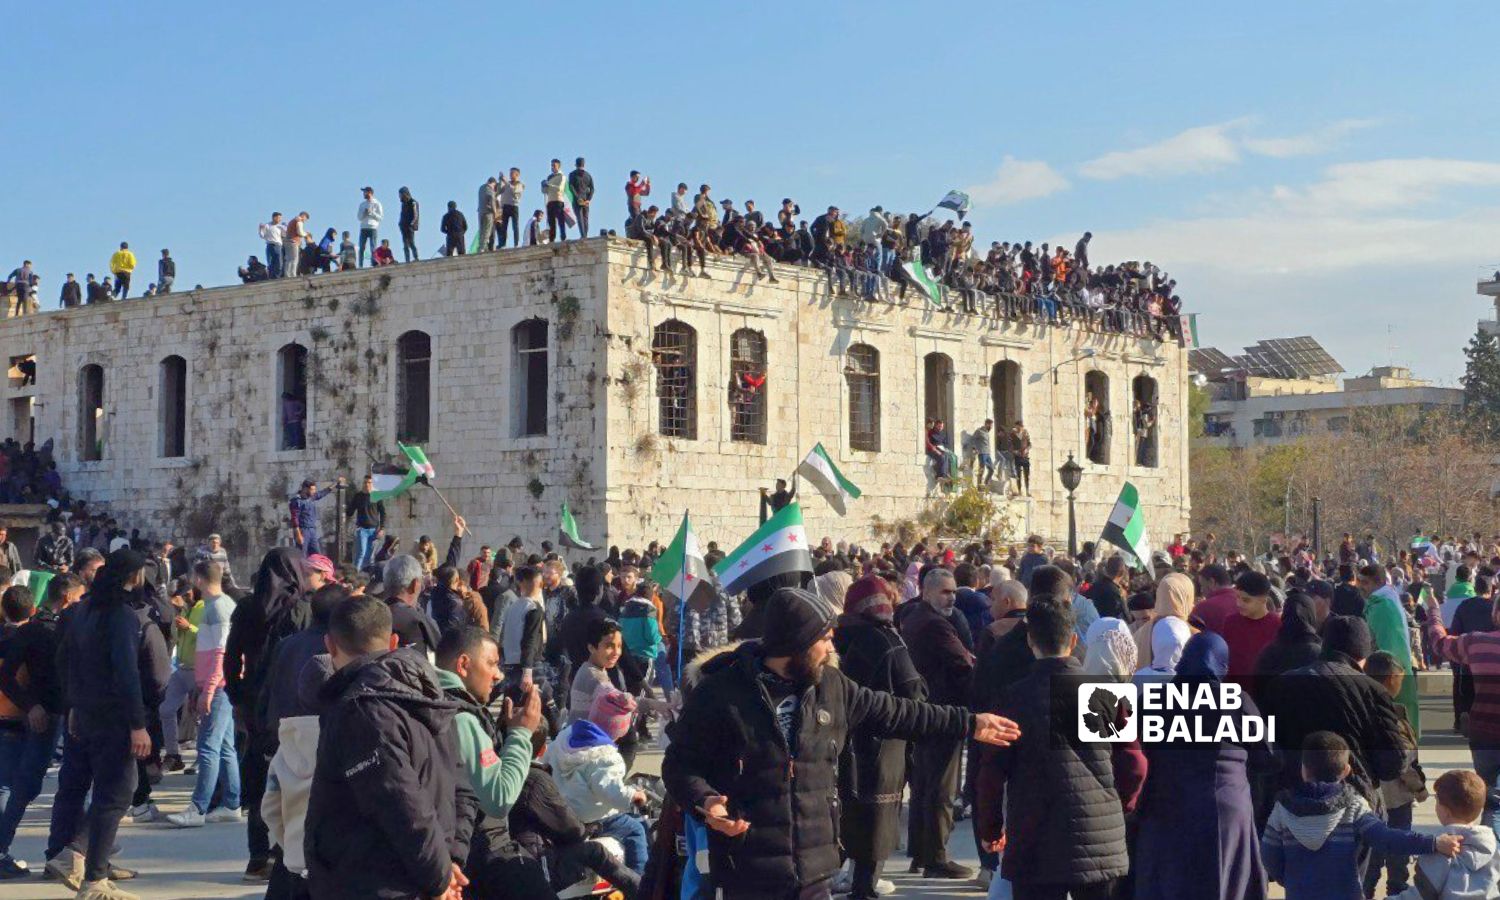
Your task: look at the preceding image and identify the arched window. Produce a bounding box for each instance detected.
[653,320,697,439]
[513,319,549,437]
[1133,375,1159,468]
[1084,369,1111,465]
[396,331,431,443]
[991,360,1022,434]
[78,364,104,461]
[728,328,767,444]
[159,355,186,458]
[846,344,880,452]
[277,343,309,451]
[923,352,955,428]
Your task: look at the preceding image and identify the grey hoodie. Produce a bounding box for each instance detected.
[1394,824,1500,900]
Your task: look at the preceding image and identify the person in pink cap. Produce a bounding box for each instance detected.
[303,554,334,591]
[542,685,650,874]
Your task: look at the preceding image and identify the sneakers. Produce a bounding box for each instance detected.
[45,849,85,891]
[0,854,28,879]
[108,865,137,881]
[830,868,853,895]
[161,755,184,773]
[243,857,274,883]
[874,880,895,896]
[126,803,163,824]
[75,878,141,900]
[976,868,994,890]
[163,808,204,828]
[923,860,975,880]
[205,806,242,823]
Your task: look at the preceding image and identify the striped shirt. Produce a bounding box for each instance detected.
[194,592,235,702]
[1428,618,1500,744]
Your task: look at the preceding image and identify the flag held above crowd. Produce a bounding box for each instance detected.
[650,512,716,611]
[797,442,862,516]
[369,443,435,502]
[936,189,972,217]
[713,501,813,596]
[559,500,597,551]
[1100,481,1152,567]
[903,257,943,307]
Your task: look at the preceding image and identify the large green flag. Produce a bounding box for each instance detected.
[369,443,435,502]
[902,257,943,307]
[650,512,716,610]
[559,501,597,551]
[714,502,813,596]
[1100,482,1151,568]
[796,442,862,516]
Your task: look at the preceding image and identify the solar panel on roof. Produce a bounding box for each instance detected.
[1189,347,1238,375]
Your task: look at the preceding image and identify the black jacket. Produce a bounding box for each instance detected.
[832,614,925,862]
[567,169,595,203]
[0,607,65,715]
[400,195,420,231]
[345,491,386,530]
[60,281,81,307]
[900,601,973,706]
[977,656,1129,886]
[305,648,478,900]
[1250,592,1322,703]
[1262,651,1410,807]
[510,761,587,862]
[662,641,974,893]
[441,210,468,237]
[970,614,1033,714]
[58,596,146,731]
[388,599,441,656]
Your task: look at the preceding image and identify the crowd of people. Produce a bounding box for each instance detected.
[10,159,1188,345]
[0,489,1490,899]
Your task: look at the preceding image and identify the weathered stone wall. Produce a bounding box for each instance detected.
[0,238,1189,571]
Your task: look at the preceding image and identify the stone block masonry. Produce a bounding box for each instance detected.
[0,239,1189,573]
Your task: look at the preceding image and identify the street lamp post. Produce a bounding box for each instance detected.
[1312,496,1322,558]
[1058,453,1083,559]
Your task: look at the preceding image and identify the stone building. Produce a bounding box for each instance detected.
[0,239,1190,569]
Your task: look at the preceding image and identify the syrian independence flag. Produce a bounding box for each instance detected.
[713,502,813,596]
[1180,313,1200,348]
[559,500,597,551]
[902,257,943,307]
[650,512,716,611]
[937,189,971,216]
[796,442,862,516]
[10,569,52,601]
[369,443,435,502]
[1100,482,1152,568]
[561,178,578,228]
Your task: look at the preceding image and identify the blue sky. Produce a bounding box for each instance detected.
[5,1,1499,382]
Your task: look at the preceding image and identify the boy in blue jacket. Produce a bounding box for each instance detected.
[1263,731,1461,899]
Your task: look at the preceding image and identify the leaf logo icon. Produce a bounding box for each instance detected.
[1081,686,1132,739]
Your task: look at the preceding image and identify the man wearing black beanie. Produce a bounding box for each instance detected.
[664,587,1020,900]
[1262,614,1409,810]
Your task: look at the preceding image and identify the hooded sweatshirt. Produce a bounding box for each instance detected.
[541,718,636,824]
[264,653,333,876]
[1367,584,1421,738]
[1262,781,1436,900]
[1392,823,1500,900]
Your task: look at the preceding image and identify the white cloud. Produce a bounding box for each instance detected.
[967,156,1070,206]
[1080,117,1379,181]
[1079,122,1245,180]
[1274,158,1500,214]
[1241,118,1380,158]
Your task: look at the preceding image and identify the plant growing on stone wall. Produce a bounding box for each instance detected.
[327,297,340,313]
[527,477,545,499]
[619,358,648,403]
[555,294,582,341]
[310,325,331,342]
[634,433,658,457]
[872,484,1016,545]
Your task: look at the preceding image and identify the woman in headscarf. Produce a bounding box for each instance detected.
[815,569,854,613]
[1134,633,1275,900]
[1083,617,1149,897]
[832,576,924,900]
[1250,591,1322,703]
[1132,571,1196,672]
[222,548,308,879]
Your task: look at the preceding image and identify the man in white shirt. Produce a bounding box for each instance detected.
[357,187,383,268]
[258,213,285,279]
[498,169,524,248]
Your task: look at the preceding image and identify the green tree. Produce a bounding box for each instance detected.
[1462,325,1500,419]
[1186,381,1212,439]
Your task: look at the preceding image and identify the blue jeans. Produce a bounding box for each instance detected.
[266,243,283,278]
[0,719,61,853]
[300,528,322,557]
[653,649,675,694]
[594,812,647,874]
[355,527,379,570]
[359,228,378,267]
[1363,801,1413,896]
[190,691,240,814]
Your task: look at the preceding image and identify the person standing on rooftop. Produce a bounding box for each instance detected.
[109,243,136,299]
[357,187,382,268]
[568,157,594,238]
[398,187,419,262]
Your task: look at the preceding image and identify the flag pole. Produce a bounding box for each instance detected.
[425,482,460,519]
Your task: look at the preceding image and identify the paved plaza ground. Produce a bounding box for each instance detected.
[0,671,1468,899]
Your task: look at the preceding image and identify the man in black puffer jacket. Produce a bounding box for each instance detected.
[975,599,1129,898]
[305,596,478,900]
[663,587,1021,900]
[1261,614,1410,811]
